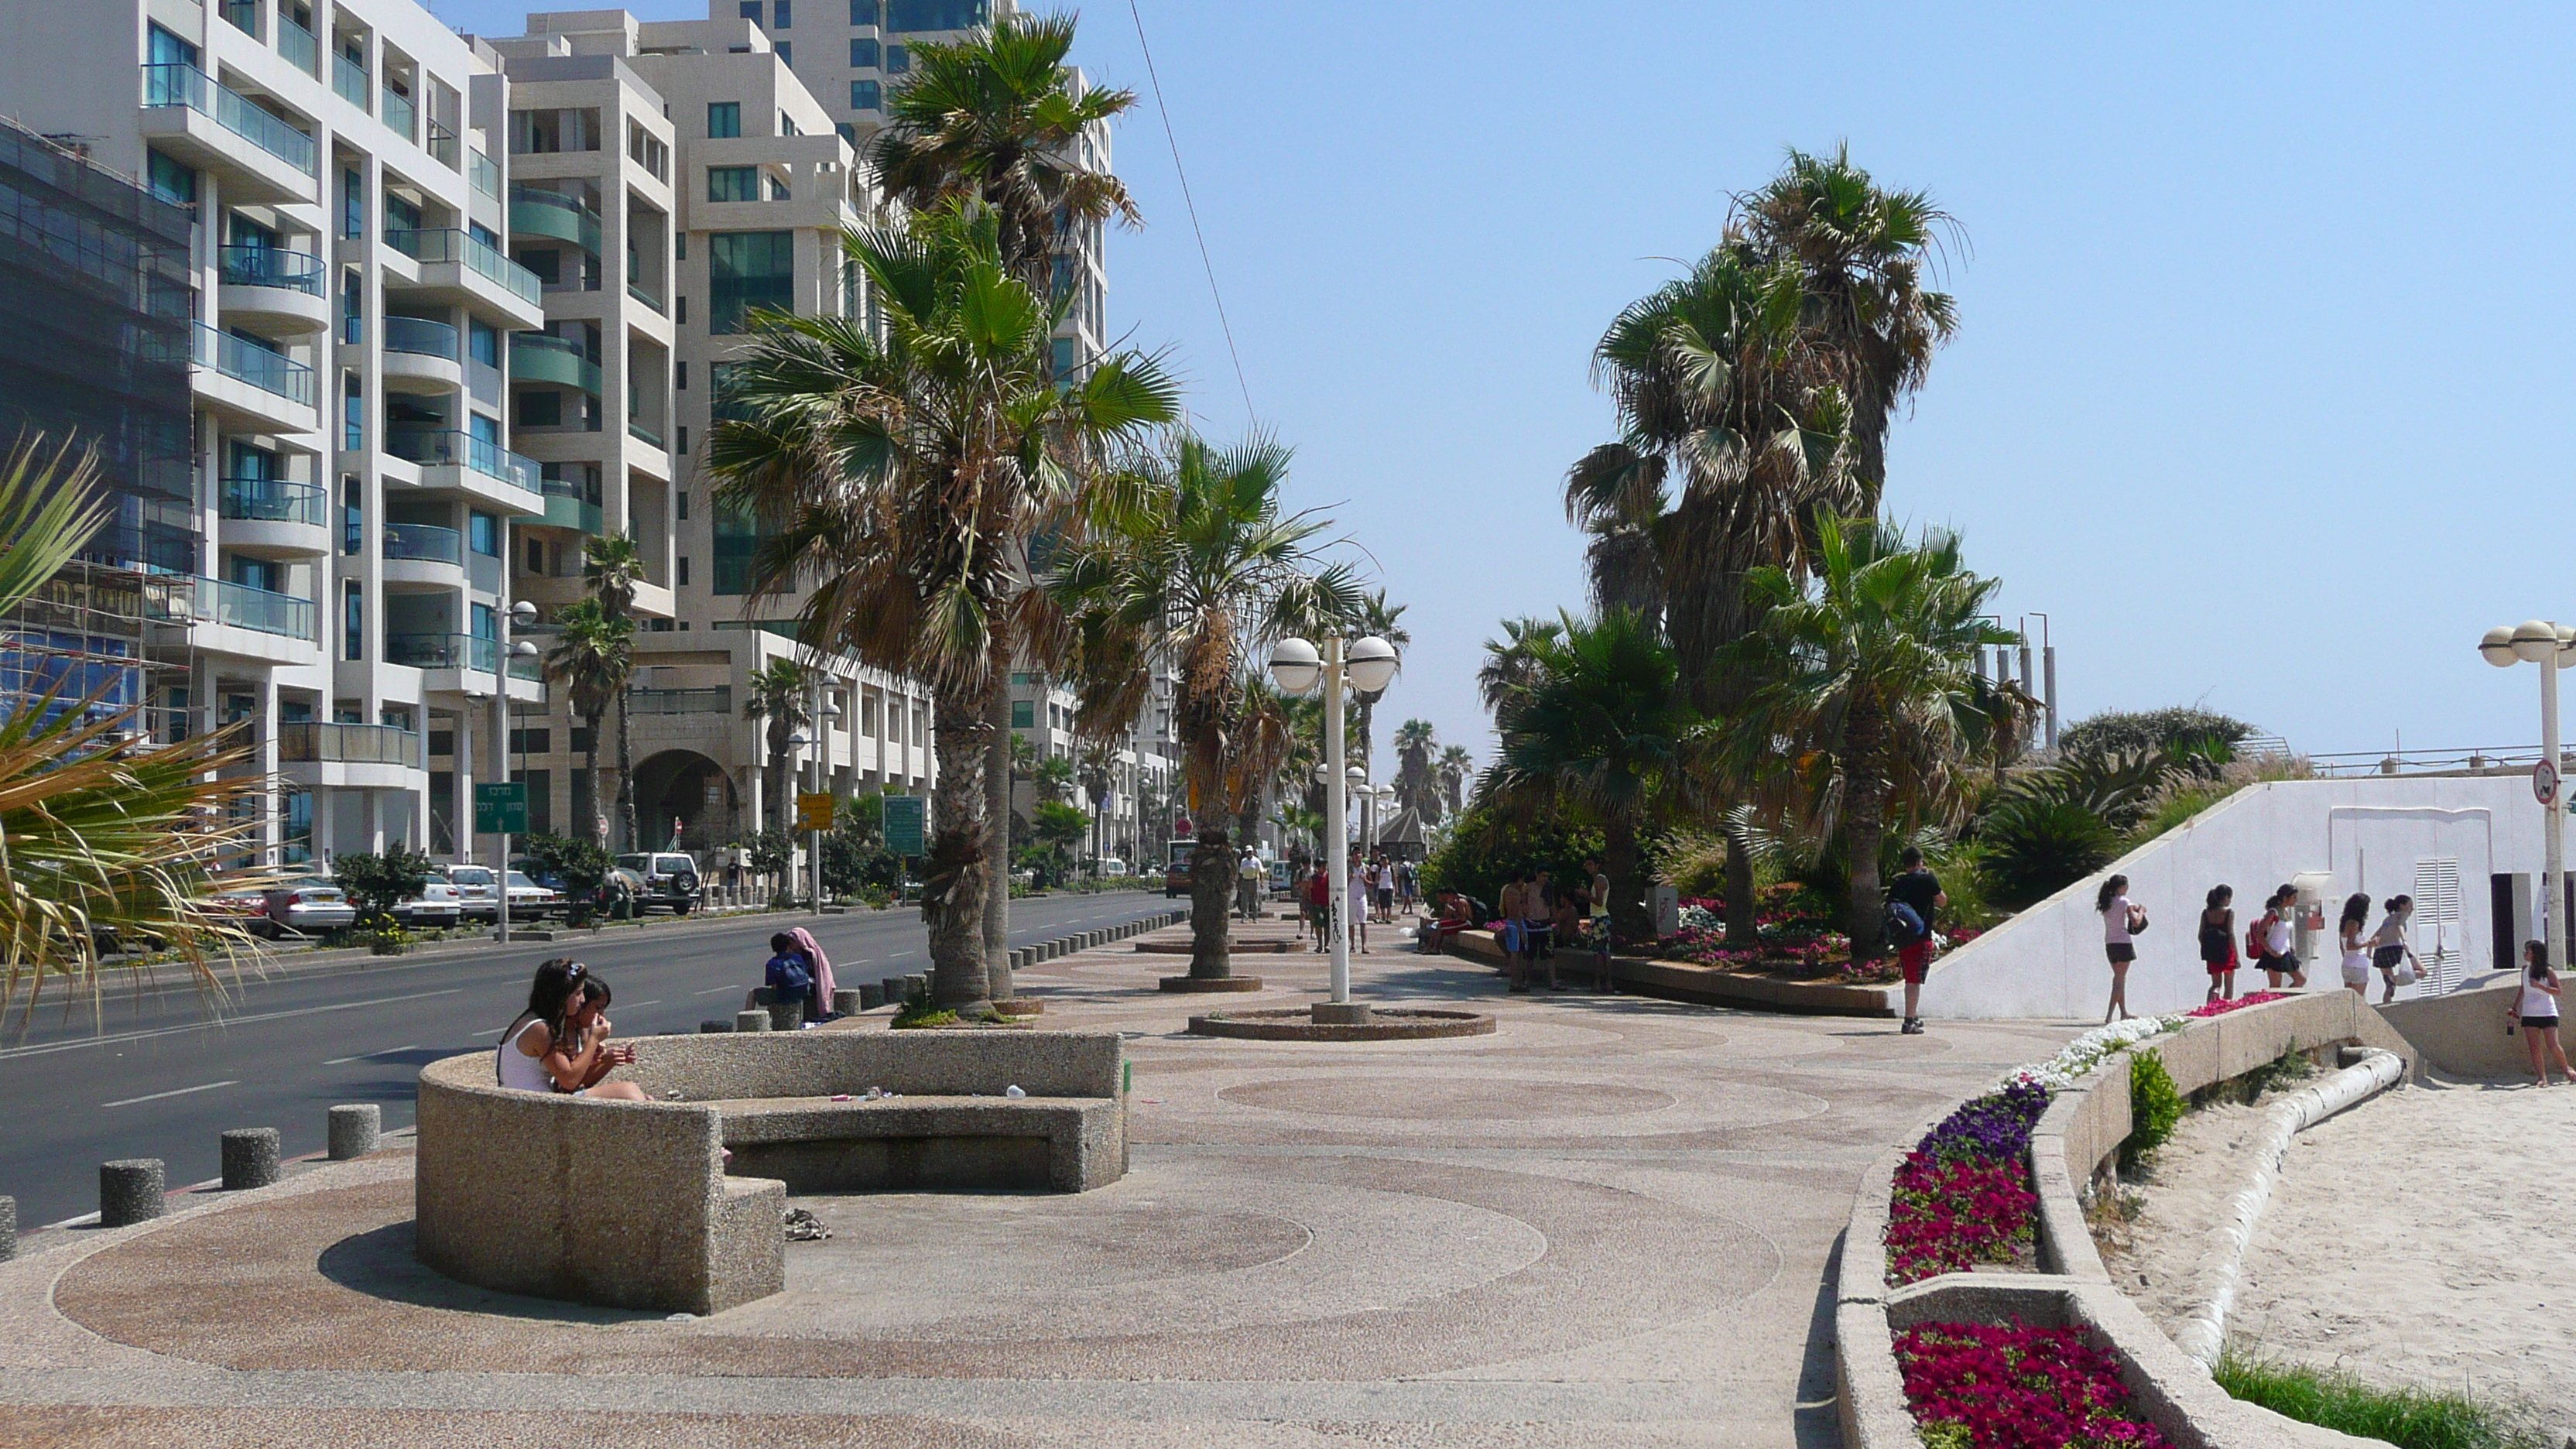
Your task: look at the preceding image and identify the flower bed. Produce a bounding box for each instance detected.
[1885,1079,2049,1284]
[1896,1318,2171,1449]
[2006,1016,2184,1093]
[2183,991,2288,1019]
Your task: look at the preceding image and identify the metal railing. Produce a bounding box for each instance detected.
[382,427,543,495]
[382,315,459,359]
[509,331,602,392]
[333,53,368,111]
[276,12,318,74]
[385,632,537,680]
[218,245,325,294]
[146,574,317,640]
[383,228,543,306]
[628,686,732,714]
[626,281,663,313]
[2305,745,2565,779]
[191,322,314,405]
[382,522,461,564]
[469,149,502,199]
[278,721,424,767]
[509,184,602,252]
[219,477,327,526]
[142,63,317,176]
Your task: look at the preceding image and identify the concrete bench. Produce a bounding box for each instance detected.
[416,1029,1125,1315]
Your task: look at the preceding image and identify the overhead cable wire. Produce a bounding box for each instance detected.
[1124,0,1255,420]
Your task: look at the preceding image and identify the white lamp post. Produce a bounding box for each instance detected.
[2482,620,2576,968]
[813,694,841,914]
[493,600,538,944]
[788,728,814,906]
[1269,634,1398,1011]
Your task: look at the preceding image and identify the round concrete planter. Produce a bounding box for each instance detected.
[1159,975,1266,992]
[1186,1007,1495,1042]
[1135,939,1297,954]
[994,999,1045,1016]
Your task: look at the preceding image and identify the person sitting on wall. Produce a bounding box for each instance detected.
[495,957,649,1099]
[1422,889,1478,953]
[766,932,820,1023]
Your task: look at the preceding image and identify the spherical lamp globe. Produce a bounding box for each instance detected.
[2512,619,2557,663]
[1269,637,1322,694]
[1345,635,1399,694]
[2482,625,2521,668]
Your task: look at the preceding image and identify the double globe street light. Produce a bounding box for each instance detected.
[2480,620,2576,970]
[1269,634,1398,1015]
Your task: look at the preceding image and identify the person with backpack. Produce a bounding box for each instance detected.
[2255,885,2305,989]
[2098,873,2146,1023]
[2199,885,2239,1005]
[766,931,820,1023]
[1885,845,1945,1034]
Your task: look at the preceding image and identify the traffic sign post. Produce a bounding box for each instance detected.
[473,781,528,836]
[882,794,927,858]
[2537,759,2560,807]
[796,792,836,832]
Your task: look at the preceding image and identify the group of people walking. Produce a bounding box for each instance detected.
[1292,851,1417,951]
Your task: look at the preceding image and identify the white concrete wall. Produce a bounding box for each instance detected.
[1923,774,2552,1020]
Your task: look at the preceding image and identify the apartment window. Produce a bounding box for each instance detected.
[342,375,364,450]
[707,101,742,139]
[526,537,543,574]
[773,0,793,26]
[850,38,878,67]
[677,491,690,520]
[146,151,195,206]
[469,511,499,557]
[341,477,361,554]
[766,171,791,201]
[469,320,499,368]
[851,0,877,22]
[738,1,762,19]
[517,391,562,426]
[1011,700,1033,729]
[708,231,793,334]
[775,42,793,67]
[677,296,687,324]
[471,603,497,644]
[677,424,689,454]
[838,122,857,145]
[1051,337,1074,380]
[851,80,881,110]
[674,361,687,390]
[677,233,687,261]
[343,583,362,660]
[707,166,759,203]
[889,0,986,26]
[781,113,798,137]
[677,557,690,587]
[340,167,363,237]
[886,44,909,74]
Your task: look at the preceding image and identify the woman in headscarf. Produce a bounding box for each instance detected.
[787,926,838,1020]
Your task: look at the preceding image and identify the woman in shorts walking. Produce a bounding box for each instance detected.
[2258,886,2305,989]
[2369,896,2420,1003]
[2098,874,2143,1023]
[2336,892,2374,997]
[2198,885,2238,1005]
[2513,941,2571,1085]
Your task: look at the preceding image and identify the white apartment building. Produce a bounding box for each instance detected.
[0,0,553,867]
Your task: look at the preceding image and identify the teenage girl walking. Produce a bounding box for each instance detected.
[2369,896,2420,1003]
[2098,874,2144,1023]
[2198,885,2238,1004]
[2513,942,2571,1085]
[2259,886,2306,989]
[2337,893,2373,998]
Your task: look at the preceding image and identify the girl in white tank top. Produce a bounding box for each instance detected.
[2513,944,2571,1087]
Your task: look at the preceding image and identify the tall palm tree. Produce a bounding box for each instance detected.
[1722,516,2018,958]
[1345,589,1409,778]
[1730,144,1959,509]
[581,533,649,850]
[1478,615,1564,726]
[1436,744,1473,818]
[1392,718,1441,824]
[545,598,633,846]
[1049,431,1358,980]
[741,657,810,837]
[1483,610,1697,944]
[708,203,1178,1009]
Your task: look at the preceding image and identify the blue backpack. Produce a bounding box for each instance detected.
[769,951,814,999]
[1883,896,1928,947]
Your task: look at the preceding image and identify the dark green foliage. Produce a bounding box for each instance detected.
[2215,1351,2547,1449]
[1977,796,2119,906]
[2121,1047,2183,1170]
[521,834,611,897]
[820,793,899,896]
[1420,800,1621,916]
[330,847,433,926]
[744,828,793,878]
[2060,707,2253,769]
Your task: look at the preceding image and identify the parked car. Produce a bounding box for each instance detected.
[502,870,563,920]
[613,851,704,914]
[392,878,462,930]
[442,864,500,922]
[1163,841,1197,898]
[257,878,356,938]
[1095,858,1130,879]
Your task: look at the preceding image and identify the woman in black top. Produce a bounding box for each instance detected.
[2198,885,2237,1005]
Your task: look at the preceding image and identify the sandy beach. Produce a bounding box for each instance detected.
[2115,1078,2576,1440]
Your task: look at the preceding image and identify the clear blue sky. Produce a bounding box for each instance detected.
[439,0,2576,776]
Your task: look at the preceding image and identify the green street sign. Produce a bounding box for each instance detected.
[882,794,927,857]
[473,780,528,835]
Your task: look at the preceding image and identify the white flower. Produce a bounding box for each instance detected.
[1996,1015,2185,1094]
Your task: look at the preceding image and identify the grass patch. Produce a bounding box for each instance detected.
[889,1002,958,1030]
[2216,1351,2548,1449]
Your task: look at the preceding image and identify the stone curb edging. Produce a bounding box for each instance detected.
[1183,1008,1497,1042]
[2169,1048,2404,1366]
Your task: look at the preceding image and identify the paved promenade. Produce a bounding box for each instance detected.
[0,920,2079,1447]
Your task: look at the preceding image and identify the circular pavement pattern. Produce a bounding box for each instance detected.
[1218,1075,1675,1120]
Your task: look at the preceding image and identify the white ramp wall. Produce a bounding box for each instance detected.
[1923,776,2547,1020]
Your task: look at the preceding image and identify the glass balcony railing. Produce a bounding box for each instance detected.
[382,428,543,495]
[218,245,325,295]
[277,12,319,74]
[382,86,416,143]
[540,477,605,535]
[382,522,462,564]
[142,63,318,176]
[385,632,540,681]
[626,281,663,313]
[469,149,502,199]
[219,477,327,526]
[509,331,603,393]
[628,687,733,715]
[382,315,460,360]
[509,185,602,253]
[146,574,317,640]
[383,228,543,306]
[628,420,664,449]
[334,53,369,111]
[278,721,425,768]
[191,323,314,406]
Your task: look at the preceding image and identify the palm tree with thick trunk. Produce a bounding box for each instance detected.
[1437,745,1473,818]
[1345,589,1408,779]
[544,598,632,847]
[742,657,810,837]
[1048,432,1358,980]
[1722,516,2016,959]
[581,533,647,851]
[708,204,1178,1010]
[1392,718,1442,825]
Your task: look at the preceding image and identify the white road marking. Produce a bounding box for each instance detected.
[103,1080,238,1108]
[0,988,466,1062]
[625,1000,662,1009]
[694,985,737,996]
[322,1044,417,1066]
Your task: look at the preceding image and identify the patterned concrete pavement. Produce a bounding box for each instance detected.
[0,920,2081,1447]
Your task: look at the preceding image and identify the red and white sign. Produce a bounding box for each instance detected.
[2537,759,2561,807]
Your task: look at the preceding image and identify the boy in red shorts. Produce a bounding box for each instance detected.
[1887,846,1947,1035]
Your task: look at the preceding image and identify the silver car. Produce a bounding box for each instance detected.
[258,879,356,938]
[392,877,462,929]
[442,864,500,922]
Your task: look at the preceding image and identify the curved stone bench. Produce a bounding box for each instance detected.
[416,1029,1125,1315]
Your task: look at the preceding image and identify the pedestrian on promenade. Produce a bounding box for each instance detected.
[1525,868,1558,971]
[1236,846,1262,920]
[789,926,838,1021]
[2337,893,2373,998]
[767,931,821,1021]
[1887,846,1945,1034]
[2199,885,2238,1005]
[2511,942,2571,1084]
[2258,886,2305,989]
[1373,855,1396,924]
[2098,874,2144,1023]
[495,958,648,1099]
[2369,896,2420,1003]
[1348,849,1370,954]
[1584,855,1615,993]
[1301,864,1330,951]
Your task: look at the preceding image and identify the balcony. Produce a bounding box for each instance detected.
[190,323,317,434]
[470,149,502,200]
[540,477,604,535]
[382,86,416,146]
[219,478,330,558]
[386,632,546,686]
[139,63,317,204]
[279,721,426,768]
[509,331,601,394]
[381,315,463,392]
[382,428,546,515]
[384,228,544,326]
[218,246,330,334]
[383,522,462,563]
[146,574,317,642]
[628,687,732,715]
[333,53,369,112]
[626,281,665,314]
[628,420,664,450]
[277,12,319,75]
[509,186,601,254]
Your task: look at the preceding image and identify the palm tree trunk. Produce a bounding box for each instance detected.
[1606,813,1649,945]
[983,670,1013,1003]
[614,695,636,852]
[1188,819,1235,977]
[1844,701,1889,960]
[927,681,996,1011]
[582,717,604,845]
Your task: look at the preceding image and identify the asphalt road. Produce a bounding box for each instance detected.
[0,892,1175,1229]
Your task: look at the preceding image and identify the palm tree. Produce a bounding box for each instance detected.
[708,203,1178,1009]
[1049,430,1358,980]
[1436,745,1473,818]
[1478,615,1564,726]
[1722,516,2019,958]
[1483,610,1697,944]
[741,657,810,838]
[1031,752,1076,804]
[581,533,649,850]
[1731,144,1959,509]
[545,598,634,847]
[1392,718,1442,824]
[1345,589,1409,778]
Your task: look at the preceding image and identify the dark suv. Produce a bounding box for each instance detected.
[614,851,704,914]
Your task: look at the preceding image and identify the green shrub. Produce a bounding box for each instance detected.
[2122,1047,2184,1170]
[1978,796,2119,906]
[521,834,611,897]
[331,847,433,925]
[1420,800,1628,913]
[890,1001,957,1029]
[2215,1351,2547,1449]
[2060,707,2255,766]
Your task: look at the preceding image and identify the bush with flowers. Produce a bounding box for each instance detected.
[1885,1078,2050,1284]
[1896,1318,2170,1449]
[2002,1016,2186,1094]
[2183,991,2287,1019]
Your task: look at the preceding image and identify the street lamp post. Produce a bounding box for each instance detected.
[812,690,841,915]
[1268,634,1399,1010]
[493,600,538,944]
[2482,620,2576,969]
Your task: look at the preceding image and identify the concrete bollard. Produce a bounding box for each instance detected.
[1012,947,1032,969]
[766,998,804,1032]
[856,982,884,1010]
[219,1128,280,1190]
[98,1159,164,1228]
[701,1019,733,1033]
[0,1194,15,1262]
[328,1104,382,1160]
[882,977,906,1006]
[735,1009,772,1033]
[903,973,927,1002]
[831,988,863,1017]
